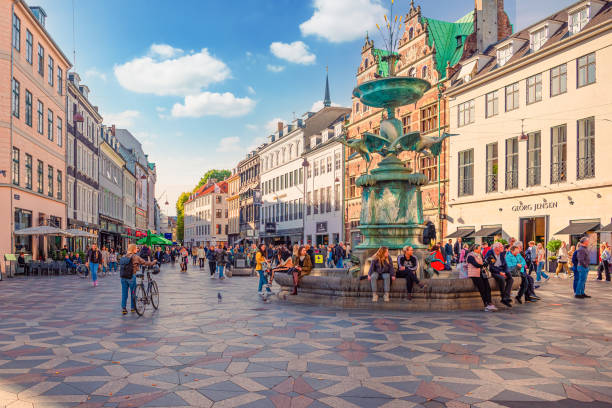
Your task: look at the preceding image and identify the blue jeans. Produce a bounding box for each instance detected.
[90,263,99,281]
[536,261,548,281]
[575,266,589,295]
[445,254,452,266]
[370,272,390,294]
[216,265,224,278]
[121,276,136,309]
[109,262,117,272]
[257,269,271,292]
[336,258,344,268]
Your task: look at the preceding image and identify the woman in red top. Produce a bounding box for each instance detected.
[429,245,446,272]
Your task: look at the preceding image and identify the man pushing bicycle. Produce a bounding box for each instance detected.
[119,244,157,315]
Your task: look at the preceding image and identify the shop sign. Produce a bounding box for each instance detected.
[512,200,559,212]
[316,222,328,233]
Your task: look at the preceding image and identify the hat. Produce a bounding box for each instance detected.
[579,237,589,244]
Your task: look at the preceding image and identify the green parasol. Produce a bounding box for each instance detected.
[137,230,173,246]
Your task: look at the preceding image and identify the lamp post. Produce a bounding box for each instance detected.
[302,158,309,245]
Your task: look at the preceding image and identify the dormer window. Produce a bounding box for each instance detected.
[568,1,605,35]
[529,20,562,52]
[530,28,546,51]
[497,44,513,67]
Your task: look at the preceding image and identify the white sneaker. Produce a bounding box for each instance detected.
[372,294,379,302]
[486,304,498,311]
[383,293,390,302]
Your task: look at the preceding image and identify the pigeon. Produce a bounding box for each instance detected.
[217,292,222,303]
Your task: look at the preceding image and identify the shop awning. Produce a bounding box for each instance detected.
[474,227,502,237]
[597,223,612,232]
[556,221,600,235]
[446,228,474,238]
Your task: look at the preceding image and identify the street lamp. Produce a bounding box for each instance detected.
[302,158,309,245]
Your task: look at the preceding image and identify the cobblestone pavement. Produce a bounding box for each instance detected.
[0,263,611,408]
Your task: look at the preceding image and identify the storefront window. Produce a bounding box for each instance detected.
[14,208,32,252]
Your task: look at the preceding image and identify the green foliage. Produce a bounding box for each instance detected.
[175,191,190,243]
[546,239,562,255]
[495,238,508,246]
[194,169,230,192]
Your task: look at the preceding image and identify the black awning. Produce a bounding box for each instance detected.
[597,223,612,233]
[446,228,474,239]
[556,222,600,235]
[474,227,502,237]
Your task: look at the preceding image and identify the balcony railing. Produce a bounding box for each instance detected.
[527,167,541,187]
[577,157,595,180]
[550,162,567,183]
[458,179,473,197]
[505,170,518,190]
[486,174,498,193]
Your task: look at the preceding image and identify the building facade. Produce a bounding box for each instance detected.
[238,151,261,244]
[184,181,229,247]
[226,169,240,245]
[98,125,124,250]
[303,121,345,246]
[1,2,71,262]
[146,159,156,231]
[446,0,611,263]
[122,166,136,247]
[66,72,102,250]
[344,0,512,246]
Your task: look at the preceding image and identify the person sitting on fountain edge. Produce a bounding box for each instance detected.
[484,242,513,308]
[396,246,425,301]
[368,246,395,302]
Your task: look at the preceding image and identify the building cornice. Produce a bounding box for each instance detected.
[100,141,125,167]
[67,82,103,122]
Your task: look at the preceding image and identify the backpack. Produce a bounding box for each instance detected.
[571,250,579,273]
[119,255,134,279]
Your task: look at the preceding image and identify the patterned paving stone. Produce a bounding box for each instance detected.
[0,265,610,407]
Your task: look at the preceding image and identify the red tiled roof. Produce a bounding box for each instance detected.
[186,181,228,203]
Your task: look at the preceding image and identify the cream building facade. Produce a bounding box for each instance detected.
[184,181,228,247]
[226,170,240,245]
[447,0,612,263]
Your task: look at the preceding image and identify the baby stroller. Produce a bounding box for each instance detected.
[259,261,275,301]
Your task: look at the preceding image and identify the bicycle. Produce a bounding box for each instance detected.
[133,265,160,316]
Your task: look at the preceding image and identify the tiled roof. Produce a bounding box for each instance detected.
[422,11,475,78]
[449,0,612,87]
[303,107,351,139]
[187,181,228,203]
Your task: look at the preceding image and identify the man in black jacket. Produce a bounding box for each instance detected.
[396,246,424,300]
[453,237,462,262]
[484,242,513,307]
[334,243,346,268]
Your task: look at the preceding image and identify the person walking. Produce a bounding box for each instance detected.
[108,248,118,274]
[255,244,272,296]
[568,245,576,278]
[466,244,497,312]
[506,245,533,304]
[597,242,610,281]
[485,242,513,308]
[119,243,157,315]
[396,246,424,300]
[368,246,395,302]
[101,246,109,276]
[575,237,591,298]
[214,244,227,279]
[453,237,462,264]
[555,241,570,277]
[86,243,102,287]
[458,243,469,278]
[206,244,216,277]
[290,246,312,295]
[535,242,549,282]
[335,242,346,268]
[197,245,205,268]
[179,246,189,271]
[444,240,453,267]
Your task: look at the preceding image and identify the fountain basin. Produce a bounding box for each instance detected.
[353,77,432,109]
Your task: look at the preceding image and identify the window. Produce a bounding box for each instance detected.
[577,117,595,179]
[551,124,567,183]
[12,78,20,118]
[422,66,428,78]
[550,64,567,97]
[313,160,318,176]
[326,186,332,212]
[577,53,596,87]
[497,44,512,66]
[349,176,356,198]
[47,109,54,141]
[530,28,547,51]
[307,192,312,215]
[409,27,414,40]
[334,184,340,210]
[409,67,416,77]
[569,7,589,35]
[37,101,44,134]
[420,103,437,133]
[505,82,519,111]
[57,67,63,95]
[457,100,475,127]
[25,154,32,190]
[299,167,303,184]
[458,149,473,197]
[37,44,44,76]
[505,137,519,189]
[327,156,332,172]
[12,13,20,51]
[26,30,32,64]
[486,142,498,193]
[14,209,32,252]
[320,159,325,175]
[57,170,62,200]
[526,73,542,104]
[335,152,341,170]
[420,156,437,182]
[57,117,62,147]
[485,91,498,118]
[313,190,319,214]
[48,165,54,197]
[12,148,19,186]
[401,114,410,133]
[526,131,541,186]
[25,90,32,126]
[37,160,43,193]
[48,56,54,86]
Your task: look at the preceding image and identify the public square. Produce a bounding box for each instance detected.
[0,264,611,408]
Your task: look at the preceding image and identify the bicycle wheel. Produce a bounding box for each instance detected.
[134,284,147,316]
[149,280,159,310]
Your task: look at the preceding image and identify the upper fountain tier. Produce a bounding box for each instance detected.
[353,77,431,110]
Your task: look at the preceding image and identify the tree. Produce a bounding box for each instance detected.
[175,191,190,243]
[194,169,230,191]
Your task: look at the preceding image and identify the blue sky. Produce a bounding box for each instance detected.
[34,0,576,215]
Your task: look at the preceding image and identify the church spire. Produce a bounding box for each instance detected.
[324,66,331,108]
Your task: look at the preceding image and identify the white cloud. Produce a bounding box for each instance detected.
[265,117,284,133]
[84,68,107,81]
[300,0,387,43]
[266,64,286,73]
[270,41,316,65]
[171,92,255,118]
[247,86,256,95]
[155,106,166,112]
[246,136,267,153]
[149,43,184,59]
[245,124,258,131]
[217,136,241,153]
[103,110,140,128]
[114,47,230,96]
[310,100,341,111]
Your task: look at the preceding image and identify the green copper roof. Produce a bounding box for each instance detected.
[372,48,397,78]
[421,11,474,79]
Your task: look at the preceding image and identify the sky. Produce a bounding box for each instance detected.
[33,0,577,215]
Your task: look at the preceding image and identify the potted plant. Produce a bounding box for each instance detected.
[546,239,562,273]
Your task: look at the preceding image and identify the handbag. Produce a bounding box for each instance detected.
[511,265,522,277]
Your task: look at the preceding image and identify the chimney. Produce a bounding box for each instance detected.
[475,0,499,53]
[277,121,283,133]
[111,125,116,136]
